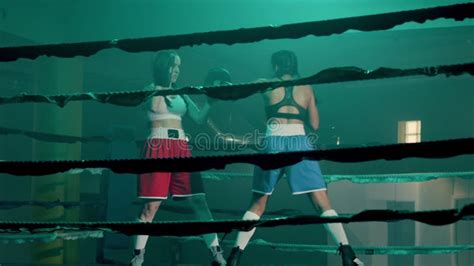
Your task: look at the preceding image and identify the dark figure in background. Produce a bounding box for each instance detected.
[202,67,233,136]
[205,67,232,87]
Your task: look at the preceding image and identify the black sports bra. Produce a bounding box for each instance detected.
[265,86,307,122]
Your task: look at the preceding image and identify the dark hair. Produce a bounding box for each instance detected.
[271,50,299,78]
[153,50,179,87]
[204,67,232,86]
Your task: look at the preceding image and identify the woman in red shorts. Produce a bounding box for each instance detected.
[130,50,225,266]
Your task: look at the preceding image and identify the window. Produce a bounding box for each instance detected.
[398,120,421,143]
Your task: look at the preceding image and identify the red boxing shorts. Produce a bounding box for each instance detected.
[138,133,204,199]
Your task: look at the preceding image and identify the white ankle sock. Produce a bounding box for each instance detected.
[235,211,260,250]
[133,218,149,250]
[321,209,349,245]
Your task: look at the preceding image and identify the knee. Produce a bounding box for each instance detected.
[310,191,332,212]
[141,202,160,221]
[250,196,267,216]
[251,206,265,217]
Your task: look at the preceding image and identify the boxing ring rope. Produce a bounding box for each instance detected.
[0,3,472,263]
[0,3,472,62]
[1,233,474,256]
[0,204,472,235]
[0,63,472,107]
[1,167,474,214]
[0,138,472,176]
[2,170,472,188]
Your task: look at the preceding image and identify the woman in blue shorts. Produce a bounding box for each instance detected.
[227,50,363,266]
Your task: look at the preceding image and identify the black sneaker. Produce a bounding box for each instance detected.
[226,247,244,266]
[338,244,364,266]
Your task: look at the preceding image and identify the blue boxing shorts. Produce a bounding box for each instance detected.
[252,133,326,195]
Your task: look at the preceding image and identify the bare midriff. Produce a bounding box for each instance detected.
[151,119,183,130]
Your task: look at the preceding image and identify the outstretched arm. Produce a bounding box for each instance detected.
[182,95,212,125]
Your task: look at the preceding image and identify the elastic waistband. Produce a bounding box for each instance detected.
[149,128,186,140]
[266,124,305,136]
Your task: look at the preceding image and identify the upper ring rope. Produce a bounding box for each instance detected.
[0,3,472,62]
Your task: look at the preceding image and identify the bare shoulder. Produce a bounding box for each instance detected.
[260,78,281,97]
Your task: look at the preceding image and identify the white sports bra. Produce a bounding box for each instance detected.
[148,95,187,121]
